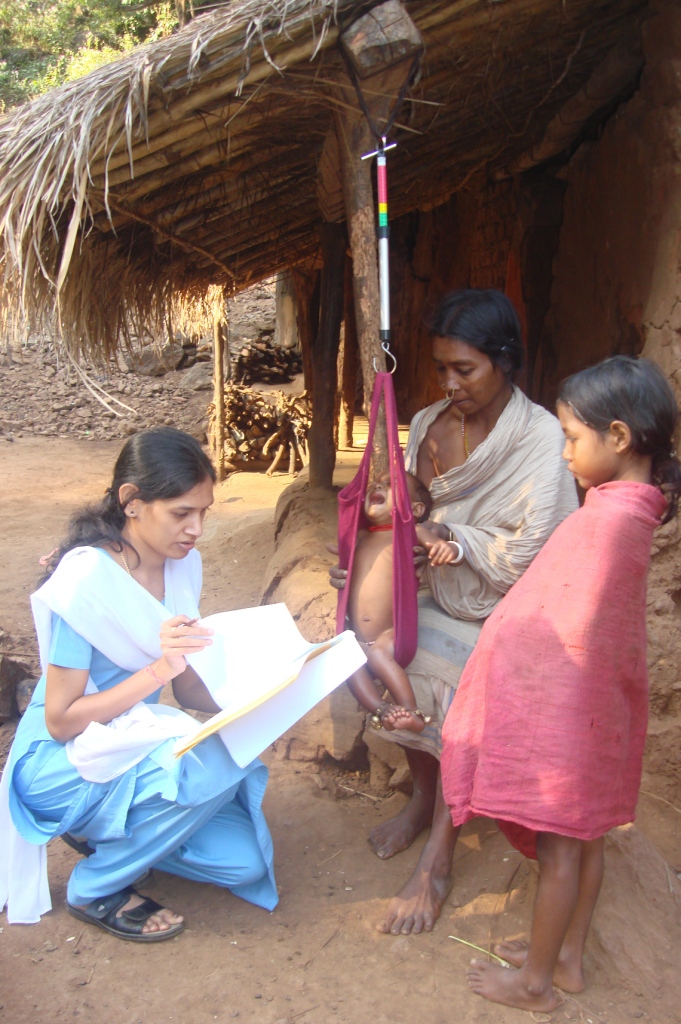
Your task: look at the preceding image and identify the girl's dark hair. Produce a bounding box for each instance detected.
[43,427,216,577]
[559,355,681,523]
[428,289,524,376]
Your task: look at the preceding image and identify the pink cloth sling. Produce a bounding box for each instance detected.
[441,481,667,859]
[336,371,419,667]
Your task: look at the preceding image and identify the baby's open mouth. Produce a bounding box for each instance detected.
[368,490,385,504]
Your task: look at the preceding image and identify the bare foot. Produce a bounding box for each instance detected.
[494,940,585,993]
[466,960,563,1012]
[369,793,433,859]
[381,705,426,733]
[376,866,452,935]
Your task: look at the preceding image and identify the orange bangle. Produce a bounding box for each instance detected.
[145,663,168,688]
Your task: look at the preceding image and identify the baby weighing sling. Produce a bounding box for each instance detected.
[335,371,419,668]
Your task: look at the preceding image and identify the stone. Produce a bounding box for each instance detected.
[15,676,38,714]
[0,655,32,722]
[262,480,366,762]
[275,686,365,763]
[176,362,213,392]
[118,341,184,377]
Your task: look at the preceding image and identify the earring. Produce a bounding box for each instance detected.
[128,511,135,518]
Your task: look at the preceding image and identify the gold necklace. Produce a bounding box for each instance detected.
[461,414,470,460]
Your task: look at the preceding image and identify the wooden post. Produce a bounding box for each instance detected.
[339,253,358,448]
[274,270,299,350]
[308,222,346,489]
[223,306,231,382]
[334,2,422,467]
[212,305,225,481]
[291,265,319,394]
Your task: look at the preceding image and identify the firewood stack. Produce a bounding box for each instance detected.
[231,336,302,385]
[208,384,311,476]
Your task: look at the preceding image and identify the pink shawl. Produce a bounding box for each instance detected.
[441,481,667,858]
[336,372,418,667]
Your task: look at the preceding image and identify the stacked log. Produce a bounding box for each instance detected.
[208,384,311,476]
[231,335,302,385]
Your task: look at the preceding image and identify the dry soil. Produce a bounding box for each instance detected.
[1,437,681,1024]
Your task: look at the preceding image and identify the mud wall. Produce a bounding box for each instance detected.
[388,173,563,419]
[538,0,681,800]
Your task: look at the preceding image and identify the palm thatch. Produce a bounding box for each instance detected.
[0,0,647,360]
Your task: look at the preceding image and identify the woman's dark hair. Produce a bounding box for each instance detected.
[559,355,681,523]
[42,427,216,578]
[428,289,524,376]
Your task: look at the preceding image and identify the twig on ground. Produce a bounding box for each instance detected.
[640,788,681,815]
[448,934,509,965]
[81,965,96,986]
[291,1005,320,1020]
[337,783,380,802]
[318,848,342,866]
[303,930,338,968]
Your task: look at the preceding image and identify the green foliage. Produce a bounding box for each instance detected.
[0,1,182,111]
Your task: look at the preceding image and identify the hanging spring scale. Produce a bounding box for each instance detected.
[362,137,398,375]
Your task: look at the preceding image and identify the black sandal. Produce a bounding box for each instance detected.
[66,885,184,943]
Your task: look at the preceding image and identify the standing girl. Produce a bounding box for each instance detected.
[440,356,680,1011]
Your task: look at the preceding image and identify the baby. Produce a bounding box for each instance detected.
[346,471,459,732]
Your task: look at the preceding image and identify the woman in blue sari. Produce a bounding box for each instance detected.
[0,428,276,941]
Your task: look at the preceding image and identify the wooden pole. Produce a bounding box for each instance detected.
[212,305,225,481]
[339,252,358,448]
[291,265,319,394]
[308,222,346,489]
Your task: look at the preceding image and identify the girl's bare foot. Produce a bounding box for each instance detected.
[380,705,427,733]
[494,940,586,993]
[466,960,563,1012]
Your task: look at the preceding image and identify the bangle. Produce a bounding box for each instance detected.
[447,535,464,565]
[145,663,169,687]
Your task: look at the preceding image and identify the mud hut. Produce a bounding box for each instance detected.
[0,0,680,807]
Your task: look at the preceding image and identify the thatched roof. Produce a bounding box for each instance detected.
[0,0,646,358]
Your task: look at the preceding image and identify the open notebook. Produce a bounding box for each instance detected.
[176,603,366,767]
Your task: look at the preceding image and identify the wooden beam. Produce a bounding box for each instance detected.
[497,34,643,178]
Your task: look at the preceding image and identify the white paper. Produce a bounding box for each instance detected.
[182,604,366,768]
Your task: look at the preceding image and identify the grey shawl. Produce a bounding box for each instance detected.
[405,386,578,620]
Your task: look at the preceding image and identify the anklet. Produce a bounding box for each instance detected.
[368,703,432,730]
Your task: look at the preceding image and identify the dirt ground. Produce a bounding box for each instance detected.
[1,436,681,1024]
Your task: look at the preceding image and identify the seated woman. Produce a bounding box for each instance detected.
[0,427,276,941]
[331,289,578,935]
